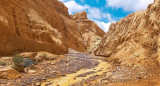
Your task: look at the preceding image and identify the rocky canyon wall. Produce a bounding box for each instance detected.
[0,0,105,55]
[0,0,99,55]
[95,0,160,68]
[71,11,105,54]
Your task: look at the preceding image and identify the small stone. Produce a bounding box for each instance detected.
[144,76,147,78]
[50,71,56,73]
[28,70,36,73]
[50,63,55,65]
[7,82,15,86]
[35,82,41,86]
[42,77,46,80]
[103,80,109,84]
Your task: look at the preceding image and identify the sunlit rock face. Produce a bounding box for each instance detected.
[71,11,106,54]
[0,0,86,55]
[95,0,160,67]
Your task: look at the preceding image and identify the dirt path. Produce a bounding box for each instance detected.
[41,57,111,86]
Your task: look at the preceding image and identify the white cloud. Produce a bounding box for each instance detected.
[61,0,115,22]
[106,0,154,11]
[62,0,109,20]
[87,8,115,22]
[88,8,102,19]
[58,0,115,32]
[95,21,112,32]
[102,13,115,22]
[63,0,89,14]
[58,0,68,2]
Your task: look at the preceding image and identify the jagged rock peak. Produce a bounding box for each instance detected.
[71,11,88,20]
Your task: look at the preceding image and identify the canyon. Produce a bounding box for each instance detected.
[0,0,160,86]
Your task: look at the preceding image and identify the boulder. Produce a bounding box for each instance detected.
[0,68,21,79]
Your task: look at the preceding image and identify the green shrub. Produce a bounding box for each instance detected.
[12,55,36,72]
[12,55,24,72]
[12,55,24,66]
[0,61,7,66]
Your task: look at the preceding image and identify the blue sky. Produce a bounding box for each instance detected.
[58,0,154,32]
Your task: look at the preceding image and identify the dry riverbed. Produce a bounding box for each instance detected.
[0,53,160,86]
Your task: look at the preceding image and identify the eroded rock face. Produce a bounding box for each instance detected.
[71,11,106,54]
[95,0,160,67]
[0,0,86,55]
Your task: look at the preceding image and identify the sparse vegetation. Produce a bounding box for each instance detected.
[0,61,7,66]
[12,55,24,72]
[42,54,47,58]
[12,55,24,66]
[42,54,48,60]
[23,58,36,68]
[12,55,36,72]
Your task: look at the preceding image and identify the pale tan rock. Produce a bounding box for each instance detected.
[28,70,36,74]
[35,82,41,86]
[71,11,106,54]
[95,0,160,67]
[68,48,80,54]
[6,82,15,86]
[33,52,58,62]
[20,52,37,59]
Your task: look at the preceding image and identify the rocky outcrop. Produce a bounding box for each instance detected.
[0,0,86,55]
[95,0,160,67]
[0,68,21,79]
[71,11,105,54]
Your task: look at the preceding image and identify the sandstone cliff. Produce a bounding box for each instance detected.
[0,0,87,55]
[71,11,105,54]
[95,0,160,68]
